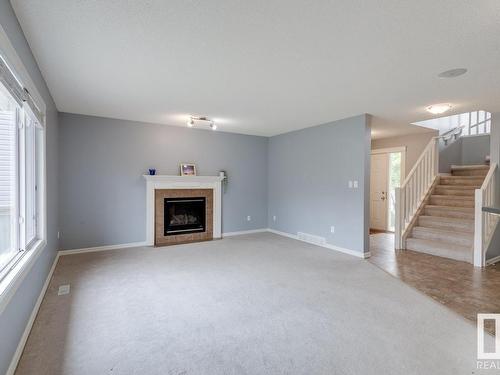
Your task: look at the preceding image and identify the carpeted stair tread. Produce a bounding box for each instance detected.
[451,165,489,176]
[405,238,472,263]
[433,187,475,196]
[424,205,474,219]
[411,226,474,247]
[429,195,474,207]
[418,215,474,233]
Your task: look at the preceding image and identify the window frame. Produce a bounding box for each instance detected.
[0,23,47,315]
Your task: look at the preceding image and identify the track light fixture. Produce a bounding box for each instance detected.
[187,116,217,130]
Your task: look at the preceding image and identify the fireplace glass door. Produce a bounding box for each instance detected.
[164,197,206,235]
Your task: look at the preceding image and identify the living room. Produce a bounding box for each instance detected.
[1,1,500,374]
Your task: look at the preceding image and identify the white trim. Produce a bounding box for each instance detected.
[486,254,500,266]
[266,229,370,259]
[59,241,148,256]
[5,252,59,375]
[486,255,500,266]
[222,228,268,237]
[267,228,299,240]
[371,146,407,154]
[144,174,224,245]
[0,23,46,121]
[0,239,46,315]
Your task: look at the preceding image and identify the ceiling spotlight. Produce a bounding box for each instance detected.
[438,68,467,79]
[188,115,217,130]
[426,103,452,115]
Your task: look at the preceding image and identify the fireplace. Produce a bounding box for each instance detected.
[164,197,206,235]
[153,188,214,246]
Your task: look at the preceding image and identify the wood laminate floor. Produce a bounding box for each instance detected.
[369,233,500,331]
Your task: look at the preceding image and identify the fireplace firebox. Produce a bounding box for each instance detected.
[164,197,206,235]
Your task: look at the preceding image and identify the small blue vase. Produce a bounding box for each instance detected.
[148,168,156,175]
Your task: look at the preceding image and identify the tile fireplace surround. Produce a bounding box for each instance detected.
[144,174,224,246]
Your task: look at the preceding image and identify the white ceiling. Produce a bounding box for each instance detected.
[11,0,500,137]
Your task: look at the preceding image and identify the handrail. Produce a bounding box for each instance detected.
[401,138,437,187]
[395,137,439,249]
[474,163,498,267]
[436,125,464,139]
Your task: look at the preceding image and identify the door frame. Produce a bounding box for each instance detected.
[370,146,407,231]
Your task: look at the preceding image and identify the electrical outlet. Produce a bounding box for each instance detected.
[353,180,358,188]
[348,180,353,188]
[273,215,277,222]
[58,284,70,296]
[330,226,335,234]
[247,215,251,221]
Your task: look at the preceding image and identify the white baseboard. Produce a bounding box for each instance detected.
[267,228,299,240]
[222,228,268,237]
[267,228,370,259]
[6,253,60,375]
[59,241,148,256]
[486,255,500,266]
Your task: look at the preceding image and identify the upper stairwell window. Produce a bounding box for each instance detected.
[462,110,491,136]
[413,110,492,137]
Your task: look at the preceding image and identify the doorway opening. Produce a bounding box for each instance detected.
[370,147,405,233]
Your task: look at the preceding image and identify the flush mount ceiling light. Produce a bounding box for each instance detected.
[187,116,217,130]
[426,103,452,115]
[438,68,467,78]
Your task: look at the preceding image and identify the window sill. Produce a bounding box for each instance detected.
[0,239,47,315]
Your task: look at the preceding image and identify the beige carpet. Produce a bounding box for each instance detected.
[15,233,487,374]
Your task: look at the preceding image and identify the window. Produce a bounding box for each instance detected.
[0,59,45,283]
[0,83,18,273]
[387,152,402,232]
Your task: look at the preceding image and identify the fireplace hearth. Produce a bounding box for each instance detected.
[164,197,206,235]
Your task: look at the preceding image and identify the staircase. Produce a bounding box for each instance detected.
[405,165,489,263]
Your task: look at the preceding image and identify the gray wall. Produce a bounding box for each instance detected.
[0,1,59,374]
[58,113,268,250]
[371,131,437,177]
[461,134,490,165]
[439,134,490,172]
[268,115,371,255]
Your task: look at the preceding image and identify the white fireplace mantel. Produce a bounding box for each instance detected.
[143,174,224,246]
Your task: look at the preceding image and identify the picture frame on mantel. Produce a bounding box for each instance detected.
[180,163,197,176]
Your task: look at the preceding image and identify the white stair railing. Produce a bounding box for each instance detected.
[395,137,439,249]
[474,163,498,267]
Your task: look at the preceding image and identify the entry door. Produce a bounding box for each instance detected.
[370,153,389,230]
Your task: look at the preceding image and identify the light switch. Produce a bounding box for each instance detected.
[348,181,353,188]
[353,180,358,189]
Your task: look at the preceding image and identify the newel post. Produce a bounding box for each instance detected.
[395,187,403,250]
[433,138,440,176]
[474,189,484,267]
